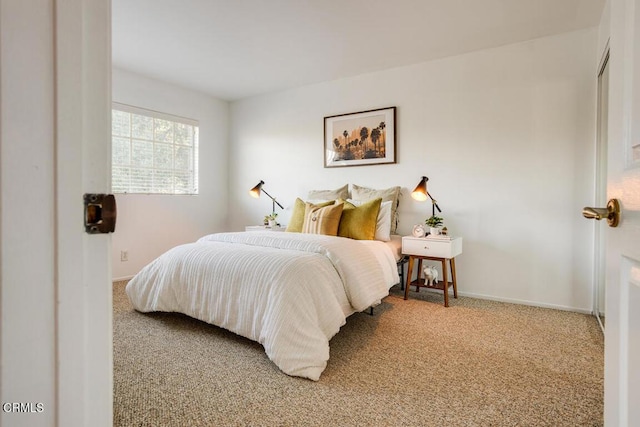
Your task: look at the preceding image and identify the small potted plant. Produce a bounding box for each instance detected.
[265,213,278,227]
[425,215,443,235]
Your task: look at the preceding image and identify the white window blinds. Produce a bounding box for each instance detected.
[111,103,199,194]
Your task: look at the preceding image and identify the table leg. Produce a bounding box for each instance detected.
[450,257,458,299]
[441,258,449,307]
[404,256,414,300]
[416,258,423,292]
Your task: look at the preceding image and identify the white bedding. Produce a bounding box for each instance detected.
[384,234,403,261]
[125,231,399,380]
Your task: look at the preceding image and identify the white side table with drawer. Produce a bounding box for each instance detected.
[402,236,463,307]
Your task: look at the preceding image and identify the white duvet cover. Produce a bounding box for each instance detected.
[125,231,399,380]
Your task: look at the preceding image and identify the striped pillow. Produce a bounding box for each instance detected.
[302,201,344,236]
[285,198,335,233]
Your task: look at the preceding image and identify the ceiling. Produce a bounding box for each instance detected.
[112,0,605,101]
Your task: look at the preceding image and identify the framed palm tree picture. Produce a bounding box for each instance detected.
[324,106,396,168]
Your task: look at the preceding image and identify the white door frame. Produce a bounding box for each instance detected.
[594,45,609,333]
[56,0,113,425]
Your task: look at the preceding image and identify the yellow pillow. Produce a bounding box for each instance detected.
[301,202,344,236]
[351,184,401,233]
[286,198,335,233]
[337,198,382,240]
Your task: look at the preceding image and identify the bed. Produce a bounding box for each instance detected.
[126,184,402,380]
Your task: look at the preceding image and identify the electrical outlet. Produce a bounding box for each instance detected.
[120,250,129,262]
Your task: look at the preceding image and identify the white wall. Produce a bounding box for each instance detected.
[597,0,611,61]
[111,68,229,279]
[229,29,598,312]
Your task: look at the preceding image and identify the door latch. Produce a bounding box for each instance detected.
[84,193,117,234]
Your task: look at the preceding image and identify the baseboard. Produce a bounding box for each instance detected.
[112,276,592,315]
[457,291,593,315]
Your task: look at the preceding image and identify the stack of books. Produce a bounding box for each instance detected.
[426,234,453,240]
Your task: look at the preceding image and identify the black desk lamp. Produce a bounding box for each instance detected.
[411,176,441,217]
[249,180,284,215]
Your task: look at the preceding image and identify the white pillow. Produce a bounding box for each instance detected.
[347,199,392,241]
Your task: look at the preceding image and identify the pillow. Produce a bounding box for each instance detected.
[307,184,349,201]
[337,198,382,240]
[351,184,401,233]
[286,198,335,233]
[302,202,344,236]
[347,199,392,241]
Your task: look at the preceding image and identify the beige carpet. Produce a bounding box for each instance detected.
[113,280,603,426]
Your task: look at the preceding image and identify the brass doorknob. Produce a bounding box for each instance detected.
[582,198,620,227]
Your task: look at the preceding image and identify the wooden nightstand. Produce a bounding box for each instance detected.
[402,236,463,307]
[245,225,286,232]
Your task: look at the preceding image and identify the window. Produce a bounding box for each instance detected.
[111,103,199,194]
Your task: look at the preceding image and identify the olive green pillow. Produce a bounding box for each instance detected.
[286,198,335,233]
[337,198,382,240]
[351,184,401,233]
[301,202,344,236]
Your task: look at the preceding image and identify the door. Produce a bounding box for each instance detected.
[604,0,640,425]
[0,1,112,426]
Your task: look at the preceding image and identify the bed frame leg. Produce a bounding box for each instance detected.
[368,307,374,316]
